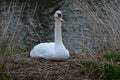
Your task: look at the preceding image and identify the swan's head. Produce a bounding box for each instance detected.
[54,10,63,22]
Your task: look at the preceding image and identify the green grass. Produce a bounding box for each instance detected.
[0,0,120,80]
[103,53,120,62]
[0,74,13,80]
[101,62,120,80]
[0,41,22,57]
[82,61,120,80]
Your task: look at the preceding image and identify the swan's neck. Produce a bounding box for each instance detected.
[55,20,63,45]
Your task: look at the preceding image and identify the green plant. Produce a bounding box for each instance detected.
[82,45,89,55]
[0,74,13,80]
[0,41,22,57]
[83,61,102,79]
[82,61,120,80]
[101,62,120,80]
[103,53,120,62]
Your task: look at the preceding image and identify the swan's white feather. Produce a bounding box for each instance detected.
[30,43,54,59]
[30,10,70,60]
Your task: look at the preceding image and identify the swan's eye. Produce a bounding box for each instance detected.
[58,14,61,17]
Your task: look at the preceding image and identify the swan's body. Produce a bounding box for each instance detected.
[30,10,70,60]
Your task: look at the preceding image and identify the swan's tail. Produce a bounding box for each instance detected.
[30,49,44,58]
[30,49,34,57]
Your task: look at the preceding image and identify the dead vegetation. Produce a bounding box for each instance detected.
[0,52,107,80]
[0,0,120,80]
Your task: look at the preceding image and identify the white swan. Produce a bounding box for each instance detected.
[30,10,70,60]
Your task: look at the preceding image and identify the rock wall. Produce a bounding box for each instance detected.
[2,0,118,54]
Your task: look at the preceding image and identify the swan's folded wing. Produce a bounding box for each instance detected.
[30,42,55,58]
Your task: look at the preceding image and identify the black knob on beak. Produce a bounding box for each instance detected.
[58,14,61,17]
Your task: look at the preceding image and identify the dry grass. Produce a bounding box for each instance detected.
[0,1,25,55]
[1,0,120,54]
[0,1,50,56]
[70,0,120,53]
[0,1,120,80]
[1,52,107,80]
[1,52,120,80]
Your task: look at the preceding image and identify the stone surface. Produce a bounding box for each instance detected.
[0,0,97,54]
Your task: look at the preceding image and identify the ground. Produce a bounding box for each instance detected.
[0,52,109,80]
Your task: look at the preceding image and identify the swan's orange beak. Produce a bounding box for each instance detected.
[58,16,63,22]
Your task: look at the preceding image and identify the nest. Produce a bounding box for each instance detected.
[1,52,105,80]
